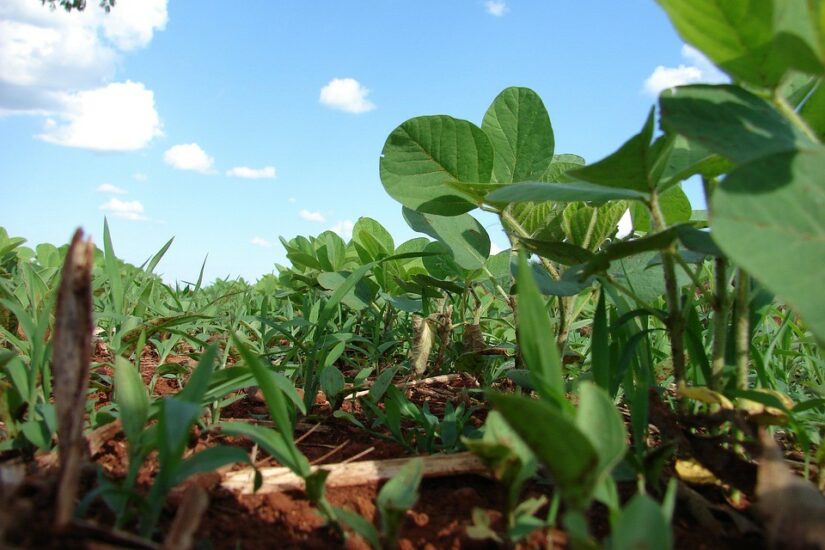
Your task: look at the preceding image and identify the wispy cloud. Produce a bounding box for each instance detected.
[643,44,728,96]
[485,1,508,17]
[300,209,326,223]
[226,166,276,179]
[97,183,127,194]
[100,198,146,221]
[133,172,148,182]
[329,220,355,241]
[250,236,272,248]
[163,143,214,173]
[288,197,296,204]
[320,78,375,114]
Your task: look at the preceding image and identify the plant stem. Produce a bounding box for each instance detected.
[649,193,686,388]
[735,269,751,390]
[492,206,561,280]
[710,257,729,390]
[773,91,821,144]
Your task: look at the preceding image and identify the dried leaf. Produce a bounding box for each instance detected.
[53,229,94,528]
[757,430,825,549]
[410,315,434,375]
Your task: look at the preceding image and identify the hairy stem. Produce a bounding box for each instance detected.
[710,257,729,390]
[735,269,751,390]
[650,192,686,388]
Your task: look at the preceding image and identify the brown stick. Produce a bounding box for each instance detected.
[163,485,209,550]
[53,229,94,529]
[221,452,487,495]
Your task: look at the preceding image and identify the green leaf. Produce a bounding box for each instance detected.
[487,181,649,204]
[658,135,733,192]
[316,263,374,330]
[562,201,628,250]
[352,217,394,261]
[176,343,218,406]
[711,149,825,342]
[174,445,251,485]
[102,218,124,314]
[568,108,659,192]
[113,356,149,447]
[317,271,378,311]
[591,290,610,392]
[220,421,310,477]
[542,154,586,182]
[320,365,346,398]
[481,87,555,183]
[488,392,599,508]
[515,252,564,405]
[232,335,294,440]
[612,493,672,550]
[157,397,201,472]
[334,506,381,550]
[574,383,627,483]
[377,457,423,513]
[315,231,347,272]
[517,238,594,266]
[145,237,174,275]
[403,208,490,270]
[660,85,815,164]
[380,115,493,215]
[657,0,786,88]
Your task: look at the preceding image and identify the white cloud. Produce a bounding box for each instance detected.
[163,143,214,174]
[643,44,728,96]
[320,78,375,114]
[100,197,146,221]
[133,172,148,182]
[36,81,161,150]
[226,166,277,179]
[485,1,508,16]
[0,0,167,133]
[300,209,326,223]
[97,183,126,194]
[250,236,272,248]
[329,220,355,241]
[288,197,296,204]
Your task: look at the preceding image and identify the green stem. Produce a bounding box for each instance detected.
[710,257,729,390]
[493,206,561,280]
[773,91,821,144]
[650,192,686,388]
[735,269,750,390]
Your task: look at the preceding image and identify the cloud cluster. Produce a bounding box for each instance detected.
[100,197,146,221]
[643,45,728,96]
[0,0,167,150]
[250,236,272,248]
[320,78,375,114]
[485,1,508,17]
[163,143,215,173]
[97,182,126,194]
[300,209,326,223]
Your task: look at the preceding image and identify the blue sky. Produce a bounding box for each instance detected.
[1,0,725,283]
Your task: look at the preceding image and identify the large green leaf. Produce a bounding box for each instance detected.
[711,149,825,342]
[574,383,627,483]
[380,115,493,215]
[542,154,586,183]
[660,85,815,164]
[317,271,379,311]
[352,217,394,262]
[488,392,599,508]
[403,208,490,271]
[657,0,813,88]
[612,493,673,550]
[568,109,663,192]
[487,181,649,204]
[481,87,555,183]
